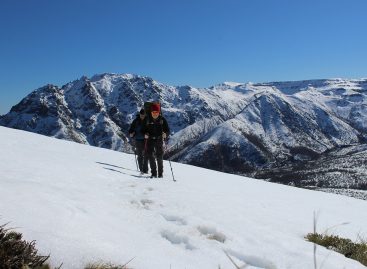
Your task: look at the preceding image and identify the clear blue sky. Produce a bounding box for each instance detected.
[1,0,366,115]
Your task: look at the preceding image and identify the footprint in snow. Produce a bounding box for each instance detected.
[161,214,188,226]
[161,230,195,250]
[224,249,278,269]
[197,225,227,243]
[140,199,154,207]
[130,199,154,210]
[130,200,140,207]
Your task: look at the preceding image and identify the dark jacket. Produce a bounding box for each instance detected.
[129,115,147,140]
[143,115,170,139]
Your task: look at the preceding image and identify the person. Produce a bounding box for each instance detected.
[128,108,149,174]
[143,103,170,178]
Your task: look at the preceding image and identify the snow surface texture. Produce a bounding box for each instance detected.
[0,126,366,269]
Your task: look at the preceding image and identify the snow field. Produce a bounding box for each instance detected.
[0,126,366,269]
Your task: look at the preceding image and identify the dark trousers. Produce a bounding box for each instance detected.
[135,140,148,173]
[147,138,164,177]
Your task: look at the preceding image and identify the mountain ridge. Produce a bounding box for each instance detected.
[1,73,366,197]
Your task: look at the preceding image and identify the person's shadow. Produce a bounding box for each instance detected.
[96,161,141,177]
[96,162,136,172]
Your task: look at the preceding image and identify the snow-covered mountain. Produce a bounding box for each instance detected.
[1,126,367,269]
[1,74,366,194]
[256,143,367,199]
[0,74,248,150]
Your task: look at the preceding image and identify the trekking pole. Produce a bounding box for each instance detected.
[131,139,138,171]
[164,139,176,182]
[168,159,176,182]
[134,150,138,171]
[143,138,149,173]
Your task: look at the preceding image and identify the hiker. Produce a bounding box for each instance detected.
[128,108,149,174]
[143,103,170,178]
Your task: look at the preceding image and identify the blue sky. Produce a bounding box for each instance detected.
[1,0,366,114]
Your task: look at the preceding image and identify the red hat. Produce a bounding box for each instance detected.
[151,103,160,113]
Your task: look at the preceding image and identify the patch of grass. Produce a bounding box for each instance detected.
[305,232,367,266]
[23,266,52,269]
[85,258,134,269]
[84,262,131,269]
[0,223,51,269]
[84,263,120,269]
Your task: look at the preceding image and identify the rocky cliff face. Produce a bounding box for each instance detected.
[1,74,366,194]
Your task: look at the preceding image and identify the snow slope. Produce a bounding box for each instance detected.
[0,126,366,269]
